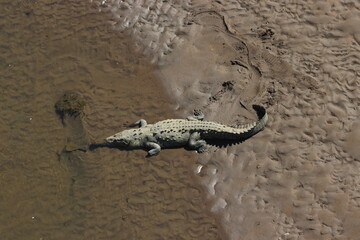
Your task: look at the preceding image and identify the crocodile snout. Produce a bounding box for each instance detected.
[106,137,115,143]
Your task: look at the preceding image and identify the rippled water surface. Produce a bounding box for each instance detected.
[0,1,220,239]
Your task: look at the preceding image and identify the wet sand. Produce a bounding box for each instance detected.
[0,0,219,239]
[97,0,360,240]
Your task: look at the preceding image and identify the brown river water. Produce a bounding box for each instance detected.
[0,0,220,239]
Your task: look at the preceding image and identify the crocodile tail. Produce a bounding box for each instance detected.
[251,105,268,133]
[205,105,267,147]
[231,105,268,136]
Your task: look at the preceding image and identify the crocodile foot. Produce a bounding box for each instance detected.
[187,109,204,121]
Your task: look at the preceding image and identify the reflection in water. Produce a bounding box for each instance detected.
[0,0,220,239]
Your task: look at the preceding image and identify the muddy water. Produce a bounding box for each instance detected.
[0,1,220,239]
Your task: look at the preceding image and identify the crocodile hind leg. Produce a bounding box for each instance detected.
[189,132,207,153]
[186,110,204,121]
[128,119,147,128]
[145,142,161,157]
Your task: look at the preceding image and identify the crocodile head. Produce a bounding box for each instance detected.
[105,132,131,147]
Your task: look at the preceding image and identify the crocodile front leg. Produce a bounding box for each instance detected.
[186,110,204,121]
[129,119,147,128]
[188,132,207,153]
[145,142,161,156]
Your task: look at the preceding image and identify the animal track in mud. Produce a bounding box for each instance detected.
[208,81,235,103]
[258,28,275,40]
[230,60,248,69]
[221,81,234,90]
[265,82,280,106]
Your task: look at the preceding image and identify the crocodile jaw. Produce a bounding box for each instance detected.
[105,128,146,148]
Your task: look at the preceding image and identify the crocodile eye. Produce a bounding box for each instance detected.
[112,138,129,145]
[120,139,129,144]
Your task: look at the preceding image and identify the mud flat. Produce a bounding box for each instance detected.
[97,0,360,239]
[0,0,219,239]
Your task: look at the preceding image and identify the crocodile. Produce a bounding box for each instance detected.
[91,105,268,156]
